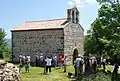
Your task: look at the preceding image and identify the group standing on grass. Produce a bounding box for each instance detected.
[35,54,68,73]
[19,53,120,81]
[43,55,68,74]
[19,55,31,73]
[19,54,68,74]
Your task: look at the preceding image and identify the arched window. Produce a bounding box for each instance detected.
[76,10,79,24]
[67,9,71,21]
[72,10,74,23]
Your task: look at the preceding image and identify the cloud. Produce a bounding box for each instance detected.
[74,0,80,3]
[68,1,73,5]
[77,5,84,8]
[68,1,84,8]
[85,0,97,5]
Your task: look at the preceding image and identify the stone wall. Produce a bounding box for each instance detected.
[64,23,84,65]
[12,29,64,63]
[0,60,20,81]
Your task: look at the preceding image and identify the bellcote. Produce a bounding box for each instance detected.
[67,6,79,24]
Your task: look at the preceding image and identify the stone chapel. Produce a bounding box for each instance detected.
[11,7,84,65]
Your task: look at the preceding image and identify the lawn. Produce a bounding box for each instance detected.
[20,65,120,81]
[20,66,74,81]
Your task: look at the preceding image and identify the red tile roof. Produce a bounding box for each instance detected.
[11,18,67,31]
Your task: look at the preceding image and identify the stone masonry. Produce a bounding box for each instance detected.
[12,29,64,63]
[64,23,84,65]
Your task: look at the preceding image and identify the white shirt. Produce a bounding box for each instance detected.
[45,58,52,66]
[62,58,67,65]
[119,66,120,70]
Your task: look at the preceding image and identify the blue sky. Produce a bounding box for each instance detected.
[0,0,100,38]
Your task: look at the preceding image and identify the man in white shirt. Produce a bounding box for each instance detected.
[74,55,84,80]
[45,56,52,73]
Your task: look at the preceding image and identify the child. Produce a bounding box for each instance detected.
[25,56,30,73]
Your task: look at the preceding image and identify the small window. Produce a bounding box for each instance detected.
[72,10,74,23]
[61,37,64,39]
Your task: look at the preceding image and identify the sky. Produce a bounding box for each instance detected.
[0,0,100,38]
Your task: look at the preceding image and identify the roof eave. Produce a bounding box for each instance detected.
[11,28,64,32]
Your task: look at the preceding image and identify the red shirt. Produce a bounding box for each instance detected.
[58,56,62,63]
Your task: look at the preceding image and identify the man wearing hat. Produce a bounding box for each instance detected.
[74,55,84,80]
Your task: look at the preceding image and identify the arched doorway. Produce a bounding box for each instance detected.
[73,48,78,64]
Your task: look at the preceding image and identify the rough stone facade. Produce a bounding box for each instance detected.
[12,29,64,63]
[11,7,84,65]
[64,23,84,65]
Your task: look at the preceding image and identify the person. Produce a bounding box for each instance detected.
[25,56,30,73]
[85,57,90,72]
[35,53,39,67]
[19,55,23,73]
[22,55,26,66]
[45,56,52,74]
[74,56,82,79]
[92,59,97,72]
[102,59,106,71]
[62,56,67,72]
[58,55,63,68]
[43,56,47,74]
[54,55,58,67]
[112,63,119,77]
[74,55,83,80]
[39,54,44,67]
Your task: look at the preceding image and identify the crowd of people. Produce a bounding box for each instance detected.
[18,54,119,80]
[19,54,68,74]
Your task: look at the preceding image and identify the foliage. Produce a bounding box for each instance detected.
[97,0,119,4]
[3,46,12,61]
[0,28,11,60]
[0,28,6,59]
[85,0,120,62]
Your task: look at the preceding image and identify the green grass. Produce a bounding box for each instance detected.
[105,65,120,74]
[20,65,120,81]
[20,66,74,81]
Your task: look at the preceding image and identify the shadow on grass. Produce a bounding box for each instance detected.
[111,74,120,81]
[98,69,120,81]
[69,69,120,81]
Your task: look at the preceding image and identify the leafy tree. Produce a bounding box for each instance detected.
[0,28,11,60]
[85,0,120,63]
[0,28,6,59]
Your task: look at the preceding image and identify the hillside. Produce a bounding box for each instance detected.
[5,38,11,48]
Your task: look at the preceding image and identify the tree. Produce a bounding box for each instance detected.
[0,28,11,60]
[0,28,6,58]
[97,0,119,4]
[85,0,120,63]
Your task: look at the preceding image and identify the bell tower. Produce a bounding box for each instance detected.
[67,6,79,24]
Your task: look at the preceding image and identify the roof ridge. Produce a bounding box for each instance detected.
[25,18,67,23]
